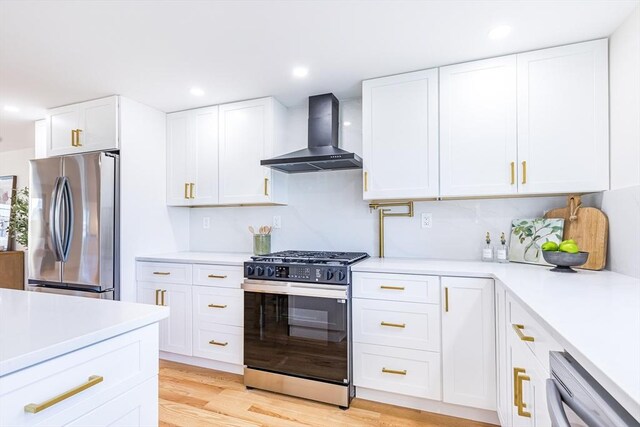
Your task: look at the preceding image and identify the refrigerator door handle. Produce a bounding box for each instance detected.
[60,177,74,262]
[49,177,64,261]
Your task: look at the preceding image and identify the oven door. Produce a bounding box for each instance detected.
[243,279,349,385]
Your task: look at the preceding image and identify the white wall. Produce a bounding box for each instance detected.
[120,97,189,301]
[190,99,568,260]
[0,146,34,189]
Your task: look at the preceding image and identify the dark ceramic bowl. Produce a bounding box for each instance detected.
[542,251,589,273]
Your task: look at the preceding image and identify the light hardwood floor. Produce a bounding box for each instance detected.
[159,360,497,427]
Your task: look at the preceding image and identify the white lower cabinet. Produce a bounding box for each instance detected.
[441,277,496,411]
[353,343,441,400]
[192,322,243,365]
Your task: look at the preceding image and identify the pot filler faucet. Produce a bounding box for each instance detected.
[368,201,414,258]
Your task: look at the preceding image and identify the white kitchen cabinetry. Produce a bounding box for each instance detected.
[495,281,511,425]
[441,277,495,411]
[517,39,609,194]
[362,69,439,200]
[218,97,287,205]
[440,56,518,197]
[46,96,119,157]
[166,107,219,206]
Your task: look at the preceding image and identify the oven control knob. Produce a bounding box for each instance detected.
[266,267,275,277]
[325,269,334,281]
[338,271,346,282]
[246,265,255,276]
[256,266,264,276]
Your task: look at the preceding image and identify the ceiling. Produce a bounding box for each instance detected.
[0,0,638,151]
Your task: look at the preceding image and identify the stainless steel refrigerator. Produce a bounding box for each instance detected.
[28,152,119,299]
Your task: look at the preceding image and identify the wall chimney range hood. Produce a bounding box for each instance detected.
[260,93,363,173]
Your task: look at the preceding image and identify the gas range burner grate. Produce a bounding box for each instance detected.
[251,250,369,265]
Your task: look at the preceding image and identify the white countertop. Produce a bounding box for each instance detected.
[0,289,169,377]
[136,251,252,266]
[353,258,640,420]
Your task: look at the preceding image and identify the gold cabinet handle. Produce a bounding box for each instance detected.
[190,183,195,199]
[24,375,103,414]
[513,367,526,406]
[208,304,227,309]
[75,129,82,146]
[522,161,527,184]
[161,290,166,306]
[380,285,405,291]
[510,161,515,185]
[71,129,77,147]
[382,368,407,375]
[444,287,449,312]
[516,371,532,418]
[153,271,170,276]
[264,177,269,196]
[184,183,189,199]
[207,274,228,279]
[512,324,535,342]
[155,289,161,305]
[380,321,406,328]
[364,171,368,192]
[209,340,228,346]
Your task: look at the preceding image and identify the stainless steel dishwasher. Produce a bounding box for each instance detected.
[547,351,640,427]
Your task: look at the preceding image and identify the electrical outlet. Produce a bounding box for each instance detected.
[273,215,282,229]
[421,213,433,229]
[203,217,210,229]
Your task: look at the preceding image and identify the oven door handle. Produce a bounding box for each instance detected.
[546,379,571,427]
[242,279,348,299]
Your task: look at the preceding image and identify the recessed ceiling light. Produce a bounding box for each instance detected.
[190,87,205,96]
[488,25,512,40]
[3,105,19,112]
[292,67,309,78]
[343,121,352,127]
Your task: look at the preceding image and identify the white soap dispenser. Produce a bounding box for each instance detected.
[496,232,509,263]
[482,232,494,262]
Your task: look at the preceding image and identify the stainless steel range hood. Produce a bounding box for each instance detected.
[261,93,362,173]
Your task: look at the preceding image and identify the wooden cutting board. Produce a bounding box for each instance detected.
[544,195,608,270]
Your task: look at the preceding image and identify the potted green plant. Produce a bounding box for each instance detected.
[8,187,29,249]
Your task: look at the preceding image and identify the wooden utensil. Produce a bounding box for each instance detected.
[544,195,608,270]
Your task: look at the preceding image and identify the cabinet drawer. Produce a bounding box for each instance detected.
[508,294,562,371]
[192,286,243,327]
[192,322,243,365]
[354,343,441,400]
[353,273,440,304]
[192,264,243,288]
[136,262,192,284]
[0,324,158,427]
[353,299,440,351]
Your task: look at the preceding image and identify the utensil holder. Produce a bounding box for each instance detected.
[253,234,271,255]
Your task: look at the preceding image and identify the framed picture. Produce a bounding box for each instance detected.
[508,218,565,266]
[0,175,17,251]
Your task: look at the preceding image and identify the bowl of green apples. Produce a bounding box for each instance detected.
[541,240,589,273]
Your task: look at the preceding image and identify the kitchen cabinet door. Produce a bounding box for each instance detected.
[517,39,609,194]
[441,277,496,410]
[47,104,81,157]
[440,56,518,197]
[191,106,219,205]
[137,282,169,351]
[160,283,193,356]
[362,69,439,200]
[218,97,287,205]
[166,111,192,206]
[34,119,47,159]
[495,281,511,426]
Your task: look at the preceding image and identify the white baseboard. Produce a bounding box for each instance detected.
[159,351,244,375]
[356,387,500,425]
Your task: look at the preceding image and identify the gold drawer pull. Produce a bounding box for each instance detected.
[364,171,368,192]
[264,177,269,196]
[24,375,103,414]
[71,129,77,147]
[513,367,526,407]
[153,271,170,276]
[209,340,228,346]
[516,371,532,418]
[522,161,527,184]
[207,274,228,279]
[75,129,82,146]
[512,324,535,342]
[155,289,161,305]
[380,321,406,328]
[380,285,405,290]
[208,304,227,309]
[161,290,166,306]
[445,287,449,312]
[184,183,189,199]
[382,368,406,375]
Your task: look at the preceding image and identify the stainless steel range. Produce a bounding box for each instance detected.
[242,251,369,408]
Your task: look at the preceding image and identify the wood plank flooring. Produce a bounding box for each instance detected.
[159,360,497,427]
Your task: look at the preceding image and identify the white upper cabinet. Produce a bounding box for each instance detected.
[362,69,439,200]
[517,39,609,194]
[441,277,496,411]
[440,56,518,197]
[46,96,118,157]
[218,97,287,205]
[166,106,219,206]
